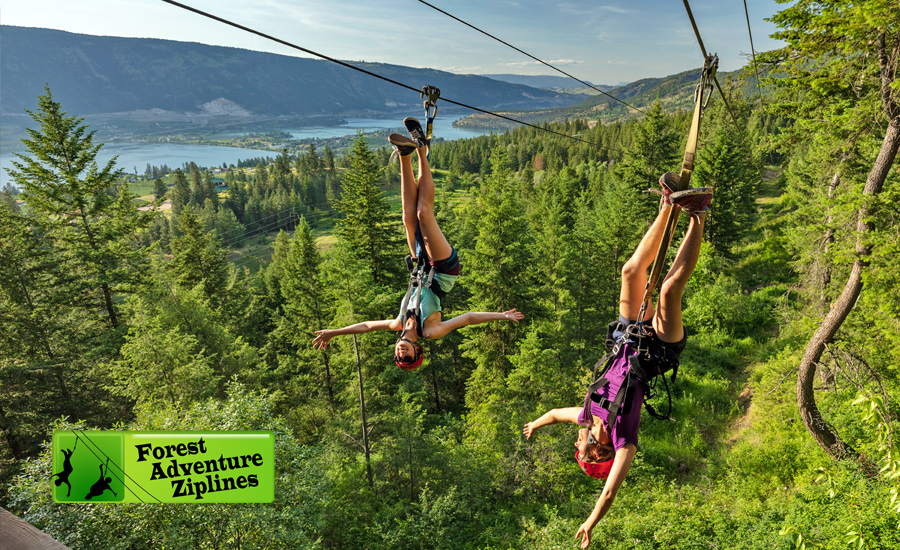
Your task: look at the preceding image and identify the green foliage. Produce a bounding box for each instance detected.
[683,272,776,339]
[111,274,257,407]
[5,34,900,549]
[461,147,537,406]
[693,93,761,256]
[333,132,402,287]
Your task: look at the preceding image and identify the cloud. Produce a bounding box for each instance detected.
[501,59,583,67]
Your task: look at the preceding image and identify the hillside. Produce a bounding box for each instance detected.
[0,26,586,122]
[480,73,620,91]
[457,66,754,128]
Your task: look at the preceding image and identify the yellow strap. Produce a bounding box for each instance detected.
[637,55,717,324]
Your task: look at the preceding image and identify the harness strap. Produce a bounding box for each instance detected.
[583,344,631,432]
[583,321,681,433]
[399,249,445,339]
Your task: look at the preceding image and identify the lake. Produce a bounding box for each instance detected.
[0,114,492,187]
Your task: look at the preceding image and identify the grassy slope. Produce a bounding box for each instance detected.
[510,169,899,549]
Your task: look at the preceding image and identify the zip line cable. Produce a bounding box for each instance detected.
[742,0,765,109]
[680,0,742,129]
[213,194,342,244]
[159,0,606,149]
[413,0,646,115]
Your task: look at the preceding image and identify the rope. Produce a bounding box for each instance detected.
[159,0,605,149]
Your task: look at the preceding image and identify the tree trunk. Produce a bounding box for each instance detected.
[820,164,843,311]
[352,334,374,490]
[797,117,900,460]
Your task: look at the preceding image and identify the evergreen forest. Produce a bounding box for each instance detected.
[1,3,899,549]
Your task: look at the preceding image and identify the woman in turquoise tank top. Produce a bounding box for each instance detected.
[312,117,524,371]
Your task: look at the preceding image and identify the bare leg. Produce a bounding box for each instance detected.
[653,211,706,343]
[400,153,419,256]
[415,147,453,261]
[619,204,676,320]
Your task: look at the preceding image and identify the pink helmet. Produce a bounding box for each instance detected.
[575,449,615,479]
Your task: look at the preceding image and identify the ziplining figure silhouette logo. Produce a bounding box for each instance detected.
[51,438,77,497]
[85,457,118,500]
[52,430,124,502]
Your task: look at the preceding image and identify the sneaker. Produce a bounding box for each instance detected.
[389,133,418,157]
[671,187,714,216]
[645,172,680,205]
[404,117,428,148]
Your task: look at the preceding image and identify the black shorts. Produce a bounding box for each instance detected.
[614,314,687,361]
[430,247,460,276]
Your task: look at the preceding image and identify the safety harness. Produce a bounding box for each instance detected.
[583,320,681,435]
[398,255,439,338]
[397,228,450,339]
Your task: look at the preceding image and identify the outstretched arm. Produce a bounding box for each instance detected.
[522,407,583,439]
[312,317,401,349]
[425,309,524,339]
[575,444,637,548]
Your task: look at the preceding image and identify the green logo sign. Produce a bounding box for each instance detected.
[52,431,274,503]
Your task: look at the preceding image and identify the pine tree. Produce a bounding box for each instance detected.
[322,145,335,171]
[202,170,218,211]
[305,144,320,173]
[7,86,151,328]
[169,205,229,303]
[332,132,402,287]
[614,101,680,226]
[189,162,205,206]
[2,89,142,458]
[693,97,760,255]
[153,178,167,200]
[276,219,338,413]
[462,147,536,407]
[171,168,191,216]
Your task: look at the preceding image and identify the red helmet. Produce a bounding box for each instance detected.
[395,355,423,371]
[395,337,423,371]
[575,449,615,479]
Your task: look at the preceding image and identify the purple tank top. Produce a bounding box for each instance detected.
[578,346,644,451]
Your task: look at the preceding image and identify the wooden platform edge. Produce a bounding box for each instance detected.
[0,507,71,550]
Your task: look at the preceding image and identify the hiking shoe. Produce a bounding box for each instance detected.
[404,117,428,148]
[671,187,714,217]
[389,133,418,157]
[645,172,680,205]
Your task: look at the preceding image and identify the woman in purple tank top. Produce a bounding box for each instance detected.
[523,173,712,548]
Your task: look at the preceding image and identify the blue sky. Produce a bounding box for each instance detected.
[2,0,785,85]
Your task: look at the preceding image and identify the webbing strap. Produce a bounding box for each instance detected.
[398,251,439,339]
[583,344,631,433]
[636,54,718,326]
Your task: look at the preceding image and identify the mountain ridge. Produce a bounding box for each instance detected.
[0,26,586,121]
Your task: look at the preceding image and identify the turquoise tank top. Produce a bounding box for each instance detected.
[399,272,459,329]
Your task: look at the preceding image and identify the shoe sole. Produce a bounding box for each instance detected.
[389,133,418,147]
[403,117,427,145]
[671,187,714,200]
